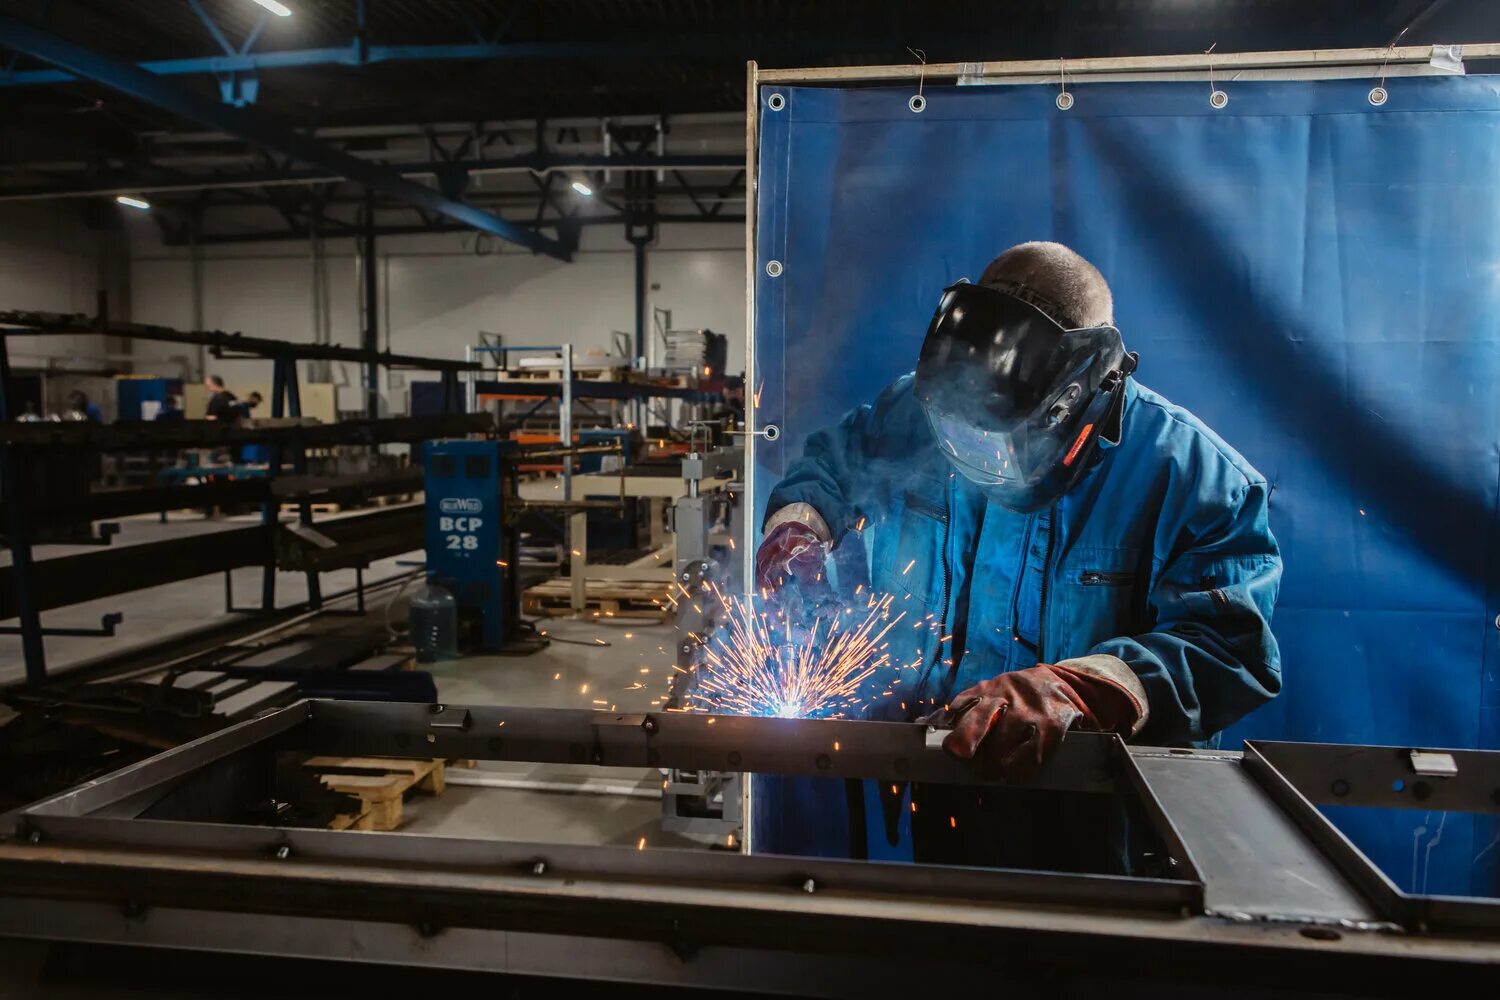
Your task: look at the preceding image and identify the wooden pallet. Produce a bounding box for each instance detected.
[374,492,415,506]
[310,756,448,832]
[522,577,672,621]
[279,501,343,515]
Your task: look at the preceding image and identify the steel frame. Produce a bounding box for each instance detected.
[1243,740,1500,934]
[0,306,483,684]
[0,13,570,260]
[1,701,1499,992]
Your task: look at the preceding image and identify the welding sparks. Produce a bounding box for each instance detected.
[686,584,919,719]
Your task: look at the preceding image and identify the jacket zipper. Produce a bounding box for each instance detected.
[1036,505,1056,662]
[904,492,947,522]
[901,488,953,700]
[1079,571,1134,586]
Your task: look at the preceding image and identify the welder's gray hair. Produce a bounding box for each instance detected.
[978,241,1114,329]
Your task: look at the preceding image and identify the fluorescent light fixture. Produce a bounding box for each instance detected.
[570,179,594,197]
[115,195,151,211]
[249,0,292,16]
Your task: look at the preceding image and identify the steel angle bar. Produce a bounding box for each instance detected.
[1244,741,1500,935]
[754,43,1500,85]
[9,704,310,824]
[15,811,1199,916]
[1241,741,1409,925]
[1116,745,1206,894]
[300,701,1119,793]
[1249,740,1500,814]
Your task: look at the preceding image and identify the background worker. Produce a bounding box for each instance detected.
[233,391,265,464]
[756,241,1282,868]
[63,389,102,423]
[232,390,263,422]
[203,374,237,420]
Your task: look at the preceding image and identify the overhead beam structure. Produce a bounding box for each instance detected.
[0,153,745,201]
[0,14,573,261]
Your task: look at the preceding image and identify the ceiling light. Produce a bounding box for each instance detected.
[571,179,594,197]
[249,0,293,16]
[115,195,151,211]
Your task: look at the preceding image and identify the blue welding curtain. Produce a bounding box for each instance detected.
[749,77,1500,896]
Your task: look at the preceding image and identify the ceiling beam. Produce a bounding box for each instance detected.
[0,152,744,201]
[0,14,572,261]
[173,212,746,246]
[0,38,846,87]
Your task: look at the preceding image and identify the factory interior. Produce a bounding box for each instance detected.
[3,1,1500,996]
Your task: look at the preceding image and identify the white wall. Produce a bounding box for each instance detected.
[129,221,745,413]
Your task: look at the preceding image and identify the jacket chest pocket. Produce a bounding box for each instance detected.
[874,491,947,606]
[1052,547,1147,656]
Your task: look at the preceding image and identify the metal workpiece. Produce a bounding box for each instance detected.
[1246,740,1500,814]
[299,700,1117,793]
[1243,741,1500,935]
[1131,751,1383,927]
[4,701,1500,992]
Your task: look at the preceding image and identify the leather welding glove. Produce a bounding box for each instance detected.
[754,503,832,593]
[939,658,1148,784]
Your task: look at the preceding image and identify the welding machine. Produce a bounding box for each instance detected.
[423,439,516,651]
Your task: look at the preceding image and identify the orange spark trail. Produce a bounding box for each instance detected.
[685,584,920,719]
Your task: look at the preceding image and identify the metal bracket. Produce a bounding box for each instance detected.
[1409,749,1459,778]
[0,611,122,638]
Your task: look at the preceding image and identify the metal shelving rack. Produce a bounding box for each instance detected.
[0,311,482,685]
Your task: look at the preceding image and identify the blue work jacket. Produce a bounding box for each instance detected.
[767,375,1282,746]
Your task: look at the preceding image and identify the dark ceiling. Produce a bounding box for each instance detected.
[4,1,1497,130]
[1,0,1496,245]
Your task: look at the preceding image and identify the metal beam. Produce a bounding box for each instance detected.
[0,310,482,370]
[0,37,870,87]
[0,153,744,201]
[0,15,572,260]
[171,213,746,247]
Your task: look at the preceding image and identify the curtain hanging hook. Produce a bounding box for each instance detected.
[1056,57,1073,110]
[906,47,928,113]
[1206,42,1228,108]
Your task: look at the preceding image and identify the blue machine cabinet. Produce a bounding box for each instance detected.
[424,439,506,650]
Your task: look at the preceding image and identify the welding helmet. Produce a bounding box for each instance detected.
[914,281,1137,513]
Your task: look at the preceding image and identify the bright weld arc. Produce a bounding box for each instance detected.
[685,583,922,720]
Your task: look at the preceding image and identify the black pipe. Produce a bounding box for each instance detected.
[363,189,379,419]
[0,336,46,683]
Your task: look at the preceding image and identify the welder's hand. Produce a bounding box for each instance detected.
[938,663,1142,783]
[755,520,829,593]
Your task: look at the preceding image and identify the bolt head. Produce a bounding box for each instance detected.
[802,878,817,894]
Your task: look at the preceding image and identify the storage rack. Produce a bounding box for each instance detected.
[0,310,483,685]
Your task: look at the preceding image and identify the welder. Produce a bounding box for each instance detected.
[757,241,1281,868]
